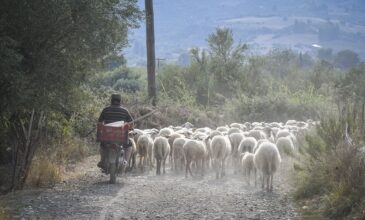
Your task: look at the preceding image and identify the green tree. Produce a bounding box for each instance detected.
[0,0,142,191]
[336,64,365,130]
[207,27,248,99]
[334,49,360,69]
[317,48,333,62]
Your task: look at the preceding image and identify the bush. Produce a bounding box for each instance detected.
[0,206,11,220]
[25,137,94,188]
[25,158,62,188]
[222,88,333,123]
[293,118,365,219]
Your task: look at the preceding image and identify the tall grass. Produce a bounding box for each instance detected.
[0,206,11,220]
[25,138,93,188]
[293,118,365,219]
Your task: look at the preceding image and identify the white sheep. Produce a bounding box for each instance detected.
[275,129,291,139]
[240,152,256,186]
[276,136,295,157]
[254,142,281,191]
[168,133,184,169]
[158,127,174,137]
[172,137,187,172]
[136,134,153,172]
[129,128,144,144]
[195,127,211,134]
[153,136,170,175]
[209,130,222,138]
[276,129,297,147]
[229,133,245,174]
[125,138,137,172]
[227,127,241,135]
[181,122,194,129]
[147,138,154,169]
[285,120,297,126]
[183,139,208,178]
[210,135,232,179]
[216,126,229,133]
[238,137,257,154]
[230,123,243,129]
[247,129,267,141]
[254,139,266,153]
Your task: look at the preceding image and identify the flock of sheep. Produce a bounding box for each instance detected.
[126,120,318,191]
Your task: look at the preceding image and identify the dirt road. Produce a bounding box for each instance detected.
[1,156,298,220]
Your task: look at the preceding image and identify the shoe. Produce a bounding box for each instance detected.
[97,161,108,174]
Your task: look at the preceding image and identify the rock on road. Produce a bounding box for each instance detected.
[1,156,299,220]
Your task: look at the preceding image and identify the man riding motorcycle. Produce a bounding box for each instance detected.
[97,94,134,172]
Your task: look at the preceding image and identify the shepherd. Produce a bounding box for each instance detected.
[97,94,134,172]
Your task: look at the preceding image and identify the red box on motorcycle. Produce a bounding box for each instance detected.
[96,121,129,145]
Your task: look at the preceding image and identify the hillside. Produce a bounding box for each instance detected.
[125,0,365,66]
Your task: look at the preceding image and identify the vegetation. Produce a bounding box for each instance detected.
[293,65,365,219]
[293,118,365,219]
[157,28,338,123]
[0,0,142,191]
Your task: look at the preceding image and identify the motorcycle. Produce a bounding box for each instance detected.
[96,109,158,183]
[97,122,129,184]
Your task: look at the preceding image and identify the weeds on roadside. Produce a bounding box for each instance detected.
[25,138,95,188]
[293,118,365,219]
[0,206,11,220]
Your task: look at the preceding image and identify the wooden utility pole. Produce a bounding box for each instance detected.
[145,0,156,105]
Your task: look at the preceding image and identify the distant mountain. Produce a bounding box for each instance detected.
[124,0,365,66]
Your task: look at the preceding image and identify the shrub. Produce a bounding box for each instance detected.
[0,206,11,220]
[25,157,62,188]
[293,118,365,219]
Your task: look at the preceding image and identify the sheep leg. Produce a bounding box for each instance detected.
[221,158,226,177]
[174,156,178,173]
[266,174,270,191]
[188,160,194,177]
[214,160,219,179]
[247,169,251,186]
[269,173,274,192]
[163,158,166,174]
[133,153,136,169]
[156,159,161,175]
[143,157,146,171]
[261,173,265,189]
[180,158,184,172]
[254,168,257,187]
[185,160,189,178]
[201,158,205,177]
[232,157,236,174]
[169,152,173,170]
[139,156,143,172]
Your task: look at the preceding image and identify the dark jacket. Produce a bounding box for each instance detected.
[98,104,133,124]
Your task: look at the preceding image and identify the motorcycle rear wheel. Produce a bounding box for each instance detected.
[109,162,116,184]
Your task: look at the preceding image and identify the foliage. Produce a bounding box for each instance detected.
[334,50,360,69]
[92,66,146,93]
[0,0,142,191]
[25,158,63,188]
[157,28,340,123]
[293,117,365,219]
[0,206,11,220]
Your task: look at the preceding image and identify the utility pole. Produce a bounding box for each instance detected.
[145,0,156,106]
[156,58,165,74]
